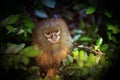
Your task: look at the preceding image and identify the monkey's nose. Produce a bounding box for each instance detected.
[51,35,57,41]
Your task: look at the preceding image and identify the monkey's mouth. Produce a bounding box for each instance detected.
[48,36,60,43]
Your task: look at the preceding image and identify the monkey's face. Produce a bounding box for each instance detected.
[44,29,60,43]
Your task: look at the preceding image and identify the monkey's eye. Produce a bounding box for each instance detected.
[44,31,51,37]
[55,29,60,34]
[45,32,51,35]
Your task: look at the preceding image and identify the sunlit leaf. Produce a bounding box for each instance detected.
[78,61,84,68]
[79,50,86,61]
[85,53,96,67]
[72,48,79,59]
[41,0,56,8]
[1,15,20,25]
[94,45,99,50]
[85,62,92,68]
[89,53,96,65]
[100,44,109,51]
[96,37,103,46]
[86,6,96,14]
[96,55,101,64]
[17,28,24,34]
[20,46,42,57]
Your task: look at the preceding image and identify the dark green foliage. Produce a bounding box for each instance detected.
[0,0,119,80]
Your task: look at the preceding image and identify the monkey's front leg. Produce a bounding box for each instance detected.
[45,68,58,78]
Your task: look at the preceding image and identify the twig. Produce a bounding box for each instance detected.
[78,46,104,55]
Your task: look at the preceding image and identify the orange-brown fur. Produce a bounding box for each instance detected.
[32,18,73,78]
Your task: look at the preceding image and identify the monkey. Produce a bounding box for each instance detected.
[32,18,73,79]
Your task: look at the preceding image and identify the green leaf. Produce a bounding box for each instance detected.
[89,53,96,65]
[21,56,29,65]
[79,36,92,42]
[7,43,16,47]
[100,56,106,65]
[85,53,96,67]
[96,37,103,46]
[12,43,25,54]
[100,44,109,51]
[107,31,117,42]
[104,11,112,18]
[41,0,56,8]
[17,28,24,34]
[23,29,27,37]
[54,75,61,80]
[67,55,73,63]
[96,55,101,64]
[86,6,96,14]
[35,10,48,18]
[5,44,17,54]
[1,15,20,25]
[81,68,89,76]
[64,58,71,66]
[72,48,79,59]
[79,50,86,61]
[107,24,120,34]
[80,19,85,29]
[107,31,112,40]
[29,66,40,72]
[12,56,21,64]
[6,25,15,33]
[78,61,84,68]
[72,35,80,42]
[26,28,32,33]
[23,20,35,29]
[20,46,42,57]
[19,65,27,70]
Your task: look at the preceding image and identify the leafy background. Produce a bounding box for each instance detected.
[0,0,120,80]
